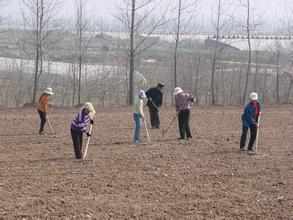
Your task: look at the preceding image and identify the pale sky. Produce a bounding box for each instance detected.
[1,0,293,33]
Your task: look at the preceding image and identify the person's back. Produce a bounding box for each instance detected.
[175,92,194,112]
[145,83,164,129]
[37,94,49,113]
[146,87,162,107]
[242,100,261,128]
[71,108,91,132]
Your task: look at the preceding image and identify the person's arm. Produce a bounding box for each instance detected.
[258,102,261,114]
[188,93,195,103]
[158,92,163,107]
[139,99,145,118]
[145,89,153,107]
[175,96,180,113]
[145,89,151,99]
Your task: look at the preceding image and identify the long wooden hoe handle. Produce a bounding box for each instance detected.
[47,116,55,134]
[162,115,177,137]
[83,124,93,160]
[144,118,151,143]
[255,113,261,153]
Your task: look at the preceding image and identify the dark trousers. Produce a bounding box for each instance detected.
[148,107,160,128]
[178,109,192,139]
[240,125,257,151]
[71,129,83,159]
[38,110,47,133]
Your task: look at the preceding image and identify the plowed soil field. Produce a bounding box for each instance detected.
[0,106,293,219]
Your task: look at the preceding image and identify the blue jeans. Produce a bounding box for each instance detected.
[133,113,142,143]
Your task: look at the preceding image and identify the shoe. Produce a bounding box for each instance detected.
[247,150,256,155]
[134,140,140,144]
[240,148,246,152]
[187,136,192,139]
[177,137,185,140]
[39,131,44,135]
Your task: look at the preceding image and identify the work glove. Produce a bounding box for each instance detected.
[86,132,91,137]
[90,119,94,125]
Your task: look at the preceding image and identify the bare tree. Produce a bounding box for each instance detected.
[276,49,281,103]
[129,0,136,105]
[75,0,85,105]
[242,0,252,104]
[193,55,201,104]
[0,1,7,25]
[210,0,222,105]
[117,0,168,105]
[173,0,182,88]
[22,0,60,104]
[253,50,259,91]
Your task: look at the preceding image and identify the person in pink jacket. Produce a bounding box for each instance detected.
[174,87,194,140]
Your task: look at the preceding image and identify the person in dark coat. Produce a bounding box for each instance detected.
[240,92,261,154]
[174,87,194,140]
[146,83,164,128]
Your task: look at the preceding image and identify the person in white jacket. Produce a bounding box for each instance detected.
[133,90,147,144]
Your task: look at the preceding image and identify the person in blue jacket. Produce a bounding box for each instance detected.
[240,92,261,154]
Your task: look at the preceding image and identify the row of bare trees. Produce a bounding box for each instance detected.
[0,0,293,107]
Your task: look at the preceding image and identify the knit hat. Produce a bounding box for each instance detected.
[43,87,54,95]
[173,87,183,96]
[138,90,147,99]
[249,92,258,101]
[83,102,96,114]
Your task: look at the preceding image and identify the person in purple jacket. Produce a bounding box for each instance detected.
[71,102,96,159]
[174,87,194,140]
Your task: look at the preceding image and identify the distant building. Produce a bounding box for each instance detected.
[204,39,240,52]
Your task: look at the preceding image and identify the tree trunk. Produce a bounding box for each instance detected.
[242,0,251,104]
[129,0,136,105]
[72,64,76,106]
[78,55,82,105]
[229,68,236,105]
[77,0,83,105]
[276,51,280,103]
[287,80,293,103]
[194,56,201,105]
[32,0,40,104]
[253,50,259,91]
[262,68,268,103]
[238,67,242,105]
[210,0,221,105]
[220,64,225,104]
[174,0,182,89]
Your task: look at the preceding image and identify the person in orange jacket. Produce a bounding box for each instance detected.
[37,88,54,135]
